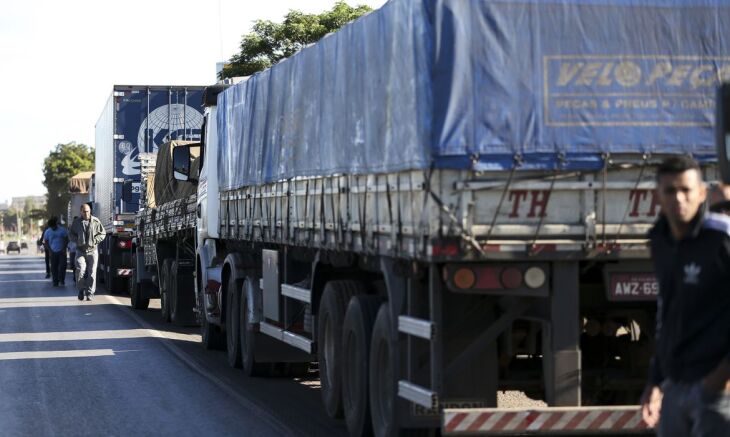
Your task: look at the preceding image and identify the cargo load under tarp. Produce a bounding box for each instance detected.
[153,141,199,206]
[217,0,730,191]
[69,171,93,194]
[144,173,156,208]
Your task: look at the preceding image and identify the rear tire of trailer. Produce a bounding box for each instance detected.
[130,280,150,310]
[240,276,269,377]
[159,259,173,323]
[369,304,398,437]
[318,280,367,419]
[226,274,243,368]
[170,262,197,326]
[342,295,383,437]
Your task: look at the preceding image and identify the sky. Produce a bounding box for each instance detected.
[0,0,387,204]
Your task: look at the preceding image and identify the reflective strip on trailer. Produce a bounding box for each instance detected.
[443,406,649,435]
[116,269,133,277]
[482,243,584,253]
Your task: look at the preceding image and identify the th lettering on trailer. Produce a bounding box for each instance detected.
[508,190,552,218]
[628,189,660,217]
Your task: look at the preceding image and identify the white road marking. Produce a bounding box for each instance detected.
[0,349,115,360]
[0,328,199,343]
[104,294,294,435]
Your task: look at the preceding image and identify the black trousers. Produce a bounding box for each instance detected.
[44,248,50,274]
[49,250,67,285]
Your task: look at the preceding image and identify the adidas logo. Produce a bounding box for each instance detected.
[683,263,701,285]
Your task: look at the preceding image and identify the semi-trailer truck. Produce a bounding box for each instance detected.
[138,0,729,434]
[94,85,205,293]
[129,140,200,324]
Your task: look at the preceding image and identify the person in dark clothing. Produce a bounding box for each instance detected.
[641,156,730,436]
[38,221,51,278]
[43,217,69,287]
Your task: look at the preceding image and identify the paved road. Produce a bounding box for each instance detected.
[0,254,346,436]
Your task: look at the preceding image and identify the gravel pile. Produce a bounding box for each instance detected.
[497,390,547,408]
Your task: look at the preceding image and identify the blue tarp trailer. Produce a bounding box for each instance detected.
[196,4,730,435]
[217,0,729,191]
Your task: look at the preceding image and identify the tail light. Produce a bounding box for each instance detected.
[452,268,476,289]
[524,266,547,289]
[500,267,523,289]
[117,240,132,249]
[446,264,548,293]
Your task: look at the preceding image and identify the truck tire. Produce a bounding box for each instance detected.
[226,274,242,368]
[201,311,225,350]
[240,276,269,376]
[170,261,197,326]
[369,304,398,437]
[342,295,384,437]
[130,280,150,310]
[160,259,173,323]
[318,280,367,419]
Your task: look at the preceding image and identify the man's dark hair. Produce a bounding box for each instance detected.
[48,217,58,228]
[656,155,701,181]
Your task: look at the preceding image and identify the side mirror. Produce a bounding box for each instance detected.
[173,145,191,182]
[717,83,730,184]
[122,180,135,203]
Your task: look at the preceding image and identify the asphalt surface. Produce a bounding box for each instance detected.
[0,254,346,437]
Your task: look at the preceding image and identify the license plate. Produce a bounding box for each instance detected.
[607,272,658,301]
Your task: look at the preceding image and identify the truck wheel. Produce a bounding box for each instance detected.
[240,276,269,376]
[342,295,383,437]
[130,281,150,310]
[160,259,173,323]
[226,274,242,368]
[201,311,225,350]
[318,280,367,419]
[170,262,197,326]
[370,304,398,437]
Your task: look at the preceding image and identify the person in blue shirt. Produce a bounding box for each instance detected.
[43,217,69,287]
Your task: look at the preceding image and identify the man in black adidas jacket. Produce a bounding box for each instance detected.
[641,156,730,436]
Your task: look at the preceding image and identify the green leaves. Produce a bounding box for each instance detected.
[220,1,372,79]
[42,142,94,220]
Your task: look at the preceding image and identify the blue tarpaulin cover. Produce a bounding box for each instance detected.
[218,0,730,190]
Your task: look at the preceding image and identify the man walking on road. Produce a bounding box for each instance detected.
[38,221,51,278]
[641,156,730,435]
[68,205,105,301]
[43,217,68,287]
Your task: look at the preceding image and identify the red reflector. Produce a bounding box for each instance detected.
[529,244,556,254]
[118,240,131,249]
[453,268,476,289]
[596,243,621,253]
[432,244,459,257]
[500,267,523,289]
[474,267,502,289]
